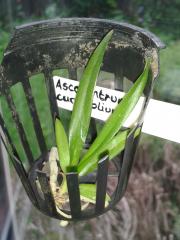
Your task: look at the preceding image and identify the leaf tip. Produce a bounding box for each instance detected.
[106,29,114,41]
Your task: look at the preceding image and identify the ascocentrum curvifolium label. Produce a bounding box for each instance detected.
[53,76,180,143]
[53,76,144,128]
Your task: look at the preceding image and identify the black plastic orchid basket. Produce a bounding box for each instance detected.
[0,18,165,221]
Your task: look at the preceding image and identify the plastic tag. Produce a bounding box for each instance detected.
[53,76,144,128]
[53,76,180,143]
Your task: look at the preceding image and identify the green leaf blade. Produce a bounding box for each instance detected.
[79,184,110,204]
[55,118,70,173]
[69,30,113,166]
[78,130,129,176]
[80,61,150,165]
[78,127,141,176]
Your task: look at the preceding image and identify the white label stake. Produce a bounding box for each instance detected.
[54,76,180,144]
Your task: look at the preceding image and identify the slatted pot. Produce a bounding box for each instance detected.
[0,18,164,220]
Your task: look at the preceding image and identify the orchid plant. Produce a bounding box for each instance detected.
[48,30,150,218]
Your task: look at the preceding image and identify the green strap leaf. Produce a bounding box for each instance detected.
[80,61,150,166]
[55,118,70,173]
[30,73,55,150]
[10,83,41,159]
[69,30,113,166]
[78,127,141,176]
[78,130,128,176]
[0,96,27,163]
[79,184,110,204]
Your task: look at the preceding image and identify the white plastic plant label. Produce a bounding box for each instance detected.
[53,76,180,144]
[53,76,144,128]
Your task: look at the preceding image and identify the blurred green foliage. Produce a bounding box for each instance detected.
[0,30,9,62]
[65,0,117,17]
[132,0,180,39]
[0,0,180,39]
[154,40,180,104]
[173,213,180,239]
